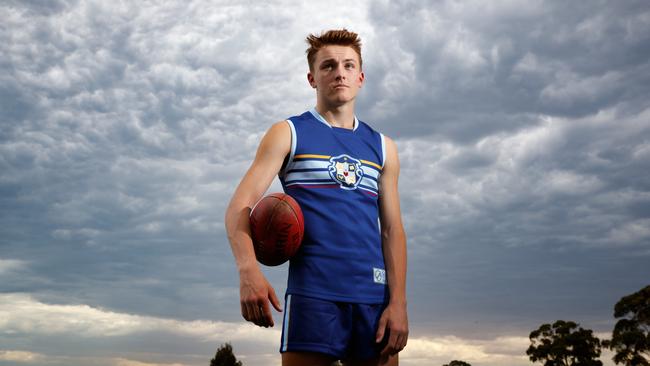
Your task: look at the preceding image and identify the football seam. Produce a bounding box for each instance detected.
[280,196,303,259]
[261,197,284,262]
[281,195,303,235]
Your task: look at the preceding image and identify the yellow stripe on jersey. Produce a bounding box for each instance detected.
[294,154,331,160]
[361,159,382,170]
[294,154,382,171]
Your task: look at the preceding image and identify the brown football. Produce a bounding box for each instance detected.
[249,193,304,266]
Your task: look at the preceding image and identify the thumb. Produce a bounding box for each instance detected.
[376,314,388,343]
[269,286,282,312]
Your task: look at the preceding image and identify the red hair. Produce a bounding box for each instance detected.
[305,29,362,72]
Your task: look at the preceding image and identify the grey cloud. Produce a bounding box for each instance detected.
[2,0,75,16]
[360,1,650,142]
[399,106,650,335]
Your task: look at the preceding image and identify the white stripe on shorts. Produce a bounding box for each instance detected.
[281,294,292,352]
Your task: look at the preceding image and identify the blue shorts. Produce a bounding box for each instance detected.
[280,293,389,360]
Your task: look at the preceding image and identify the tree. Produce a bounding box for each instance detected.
[527,320,602,366]
[605,285,650,365]
[210,343,243,366]
[443,361,472,366]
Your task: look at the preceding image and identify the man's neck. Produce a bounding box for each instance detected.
[314,102,356,130]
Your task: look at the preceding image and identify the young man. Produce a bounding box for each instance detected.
[225,29,408,366]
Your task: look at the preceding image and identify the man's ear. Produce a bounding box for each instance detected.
[358,71,365,88]
[307,72,316,88]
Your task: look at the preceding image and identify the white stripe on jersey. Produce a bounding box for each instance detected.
[284,170,331,182]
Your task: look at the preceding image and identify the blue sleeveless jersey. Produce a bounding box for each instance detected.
[279,109,388,304]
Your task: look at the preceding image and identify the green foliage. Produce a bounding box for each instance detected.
[210,343,243,366]
[443,361,472,366]
[605,285,650,365]
[527,320,602,366]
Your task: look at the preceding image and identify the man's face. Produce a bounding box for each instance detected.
[308,45,364,107]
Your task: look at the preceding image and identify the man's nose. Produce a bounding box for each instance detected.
[334,64,345,80]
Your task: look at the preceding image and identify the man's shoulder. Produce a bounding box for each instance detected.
[287,110,313,123]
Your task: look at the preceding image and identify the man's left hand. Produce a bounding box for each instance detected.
[376,302,409,358]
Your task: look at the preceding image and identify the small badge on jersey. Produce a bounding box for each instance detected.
[373,267,386,285]
[328,154,364,190]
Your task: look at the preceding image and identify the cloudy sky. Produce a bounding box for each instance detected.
[1,1,649,365]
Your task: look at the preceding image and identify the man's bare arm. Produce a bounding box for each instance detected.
[224,121,291,328]
[375,136,409,358]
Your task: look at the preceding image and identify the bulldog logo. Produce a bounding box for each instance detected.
[328,154,363,190]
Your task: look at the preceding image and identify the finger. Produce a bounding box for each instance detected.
[242,300,255,322]
[247,302,262,326]
[396,334,406,352]
[261,300,274,327]
[269,287,282,312]
[382,330,399,357]
[244,302,254,323]
[255,303,268,327]
[240,301,250,321]
[380,343,391,358]
[401,333,409,349]
[380,337,391,357]
[375,316,387,343]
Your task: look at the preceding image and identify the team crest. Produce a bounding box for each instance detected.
[328,154,363,190]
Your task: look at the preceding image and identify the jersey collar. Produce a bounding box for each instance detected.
[310,108,359,131]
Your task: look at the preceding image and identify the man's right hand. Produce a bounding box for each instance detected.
[239,266,282,327]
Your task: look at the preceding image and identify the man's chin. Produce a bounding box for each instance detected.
[328,94,356,105]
